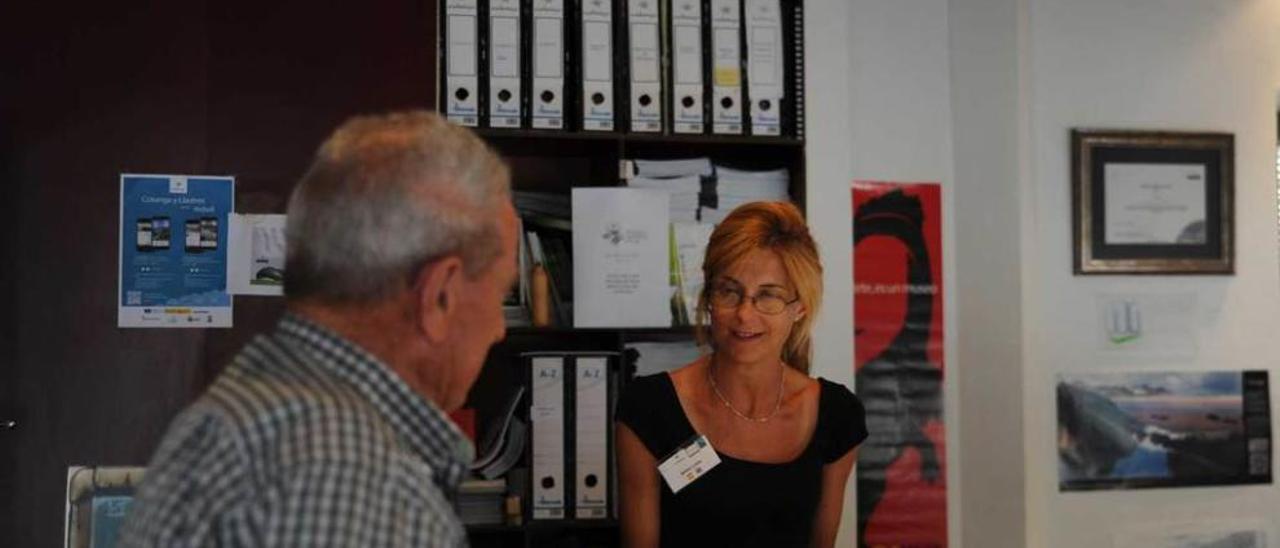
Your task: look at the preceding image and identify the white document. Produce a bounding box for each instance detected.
[1103,163,1207,245]
[627,0,662,132]
[670,0,704,134]
[573,356,610,518]
[531,0,566,129]
[580,0,615,131]
[530,356,566,519]
[487,0,522,128]
[573,188,671,327]
[744,0,783,135]
[709,0,743,134]
[227,214,286,296]
[445,0,480,126]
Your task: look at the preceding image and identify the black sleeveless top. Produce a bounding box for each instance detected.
[615,373,868,548]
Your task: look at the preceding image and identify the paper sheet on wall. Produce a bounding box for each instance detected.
[227,214,287,296]
[118,174,233,328]
[572,188,670,327]
[1095,292,1197,361]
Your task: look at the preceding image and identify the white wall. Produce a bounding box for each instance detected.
[807,1,962,546]
[1023,0,1280,546]
[810,0,1280,546]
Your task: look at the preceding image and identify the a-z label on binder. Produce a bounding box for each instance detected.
[531,357,566,519]
[656,434,722,494]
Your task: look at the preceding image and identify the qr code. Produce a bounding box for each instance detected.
[126,291,142,305]
[1249,453,1270,475]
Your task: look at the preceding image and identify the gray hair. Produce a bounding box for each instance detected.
[284,110,511,304]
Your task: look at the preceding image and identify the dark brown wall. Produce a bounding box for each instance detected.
[2,1,436,544]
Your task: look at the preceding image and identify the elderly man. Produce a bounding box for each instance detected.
[119,111,518,546]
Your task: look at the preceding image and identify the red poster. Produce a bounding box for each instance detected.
[853,182,947,548]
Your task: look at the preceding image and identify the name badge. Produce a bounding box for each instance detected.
[656,434,722,494]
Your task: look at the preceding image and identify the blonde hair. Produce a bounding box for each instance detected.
[695,201,823,373]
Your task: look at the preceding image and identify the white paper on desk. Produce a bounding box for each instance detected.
[574,357,610,518]
[227,214,286,296]
[572,188,671,327]
[488,0,522,128]
[745,0,783,135]
[530,356,566,519]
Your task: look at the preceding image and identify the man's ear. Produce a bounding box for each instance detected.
[414,256,465,344]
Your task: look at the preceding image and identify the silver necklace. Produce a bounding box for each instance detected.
[707,357,785,423]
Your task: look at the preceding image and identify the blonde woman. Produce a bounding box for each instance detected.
[616,201,868,548]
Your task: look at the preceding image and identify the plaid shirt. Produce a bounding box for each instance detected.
[119,313,474,547]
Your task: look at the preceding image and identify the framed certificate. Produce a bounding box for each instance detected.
[1072,130,1233,274]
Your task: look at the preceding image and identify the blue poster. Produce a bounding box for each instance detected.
[118,174,234,328]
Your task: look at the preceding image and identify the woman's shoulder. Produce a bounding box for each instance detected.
[814,377,869,461]
[816,377,867,411]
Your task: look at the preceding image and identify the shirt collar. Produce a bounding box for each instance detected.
[274,312,474,491]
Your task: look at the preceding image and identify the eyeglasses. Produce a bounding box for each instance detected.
[708,284,799,315]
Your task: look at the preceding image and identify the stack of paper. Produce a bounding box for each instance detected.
[627,158,712,224]
[701,165,790,224]
[457,478,508,525]
[630,176,700,223]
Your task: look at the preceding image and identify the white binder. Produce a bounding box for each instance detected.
[745,0,783,136]
[487,0,522,128]
[669,0,703,134]
[573,356,610,518]
[444,0,480,126]
[709,0,742,134]
[579,0,615,131]
[531,0,566,129]
[531,356,566,519]
[627,0,662,133]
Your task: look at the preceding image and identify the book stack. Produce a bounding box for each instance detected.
[457,477,507,525]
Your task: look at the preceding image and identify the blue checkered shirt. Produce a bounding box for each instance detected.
[119,313,474,547]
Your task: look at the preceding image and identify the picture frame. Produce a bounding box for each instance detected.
[1072,129,1234,274]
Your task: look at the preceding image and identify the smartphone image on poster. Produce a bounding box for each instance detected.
[151,217,171,250]
[136,219,153,251]
[185,219,202,253]
[200,217,218,251]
